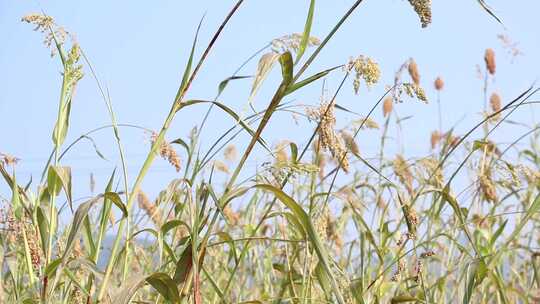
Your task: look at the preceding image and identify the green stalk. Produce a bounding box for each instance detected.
[96,2,245,300]
[21,224,36,286]
[97,114,174,301]
[46,73,68,267]
[81,50,132,283]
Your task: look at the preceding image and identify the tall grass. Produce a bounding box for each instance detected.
[2,1,540,304]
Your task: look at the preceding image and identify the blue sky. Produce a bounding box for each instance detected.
[1,1,540,203]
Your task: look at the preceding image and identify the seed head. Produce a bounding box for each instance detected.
[275,142,289,164]
[224,145,238,162]
[393,155,414,195]
[484,48,496,75]
[408,0,432,28]
[434,76,444,91]
[213,160,230,174]
[22,13,70,57]
[402,83,428,102]
[408,59,421,85]
[310,102,350,172]
[383,97,393,117]
[479,174,498,203]
[430,131,441,149]
[223,206,240,225]
[0,153,19,166]
[151,132,181,172]
[490,92,502,113]
[420,250,436,258]
[404,204,419,227]
[138,190,162,226]
[346,55,381,94]
[271,33,320,54]
[26,226,42,270]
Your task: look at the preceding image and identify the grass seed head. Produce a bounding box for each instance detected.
[151,132,181,172]
[434,76,444,91]
[479,173,498,203]
[408,0,432,28]
[383,97,393,117]
[213,160,230,174]
[22,13,70,57]
[347,55,381,94]
[430,130,441,149]
[0,153,19,167]
[485,48,497,75]
[408,59,421,85]
[314,102,350,173]
[393,155,414,195]
[223,206,240,225]
[490,92,502,113]
[138,190,162,226]
[224,145,238,162]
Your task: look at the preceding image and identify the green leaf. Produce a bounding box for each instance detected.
[489,219,507,248]
[173,243,193,286]
[279,51,293,85]
[289,142,298,163]
[94,170,115,263]
[146,273,181,304]
[47,166,73,210]
[295,0,316,64]
[81,135,108,161]
[284,66,338,95]
[254,184,347,304]
[10,174,22,219]
[177,100,270,152]
[44,258,62,277]
[161,219,189,236]
[47,196,101,294]
[52,98,72,147]
[391,295,420,303]
[36,206,50,256]
[314,262,332,302]
[111,274,146,304]
[218,75,251,95]
[171,137,191,154]
[61,197,99,262]
[174,17,203,103]
[104,192,128,218]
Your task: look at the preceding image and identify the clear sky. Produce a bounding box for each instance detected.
[1,1,540,204]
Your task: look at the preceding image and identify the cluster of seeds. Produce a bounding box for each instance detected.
[151,132,182,172]
[271,33,320,54]
[408,0,432,28]
[307,101,350,173]
[345,55,381,94]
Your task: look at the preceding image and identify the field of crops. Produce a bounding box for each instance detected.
[1,1,540,303]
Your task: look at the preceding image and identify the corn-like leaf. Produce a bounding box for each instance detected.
[284,66,338,96]
[146,273,181,304]
[177,99,270,152]
[218,75,251,95]
[248,52,280,105]
[254,184,347,304]
[295,0,316,64]
[47,166,73,210]
[52,98,72,148]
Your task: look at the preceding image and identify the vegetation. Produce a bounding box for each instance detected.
[1,1,540,303]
